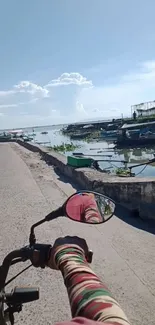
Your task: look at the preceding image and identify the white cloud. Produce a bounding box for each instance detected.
[77,60,155,119]
[47,72,93,87]
[1,61,155,128]
[0,90,15,97]
[0,81,49,99]
[76,101,88,115]
[0,82,49,118]
[14,81,49,98]
[0,104,17,108]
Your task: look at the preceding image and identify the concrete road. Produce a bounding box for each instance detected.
[0,143,155,325]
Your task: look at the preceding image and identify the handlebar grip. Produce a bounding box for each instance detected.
[86,250,93,263]
[21,244,52,268]
[6,286,39,304]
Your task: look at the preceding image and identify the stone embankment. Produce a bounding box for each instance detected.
[17,140,155,220]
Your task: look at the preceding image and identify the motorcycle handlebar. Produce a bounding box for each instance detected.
[0,250,24,291]
[0,244,53,291]
[2,250,24,266]
[0,244,93,291]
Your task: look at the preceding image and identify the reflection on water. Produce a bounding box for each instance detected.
[27,125,155,178]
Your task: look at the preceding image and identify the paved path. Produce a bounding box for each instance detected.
[0,143,155,325]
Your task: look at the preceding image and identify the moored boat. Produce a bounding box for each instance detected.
[28,133,36,137]
[115,121,155,148]
[0,133,12,142]
[70,132,91,140]
[41,131,48,135]
[115,137,155,148]
[101,130,118,140]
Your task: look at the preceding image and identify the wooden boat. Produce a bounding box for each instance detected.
[115,121,155,148]
[70,132,91,140]
[115,136,155,148]
[101,130,118,140]
[23,136,33,142]
[35,141,51,145]
[101,130,117,136]
[0,133,12,142]
[11,132,33,142]
[28,133,36,137]
[41,131,48,135]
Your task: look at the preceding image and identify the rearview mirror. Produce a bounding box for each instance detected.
[65,191,115,224]
[30,190,115,246]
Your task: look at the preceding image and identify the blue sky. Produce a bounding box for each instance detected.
[1,0,155,128]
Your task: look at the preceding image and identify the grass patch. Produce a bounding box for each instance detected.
[84,131,101,143]
[48,142,80,152]
[115,167,135,177]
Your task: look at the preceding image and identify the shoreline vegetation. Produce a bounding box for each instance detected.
[47,142,135,177]
[2,113,155,178]
[47,142,81,152]
[115,167,135,177]
[61,114,155,142]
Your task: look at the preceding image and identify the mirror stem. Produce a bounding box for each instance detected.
[29,231,36,246]
[29,218,46,246]
[45,206,64,221]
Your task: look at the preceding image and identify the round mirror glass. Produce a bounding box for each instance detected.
[65,191,115,224]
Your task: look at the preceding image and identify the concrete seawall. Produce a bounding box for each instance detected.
[17,140,155,220]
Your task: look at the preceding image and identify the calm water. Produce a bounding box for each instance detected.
[26,125,155,178]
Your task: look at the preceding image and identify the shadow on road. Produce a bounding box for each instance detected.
[40,155,80,190]
[115,203,155,235]
[39,156,155,235]
[53,166,82,190]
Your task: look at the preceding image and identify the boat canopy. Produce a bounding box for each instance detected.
[83,124,94,128]
[8,129,23,134]
[121,120,155,130]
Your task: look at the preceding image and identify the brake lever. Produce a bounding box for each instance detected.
[11,258,25,266]
[86,250,93,263]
